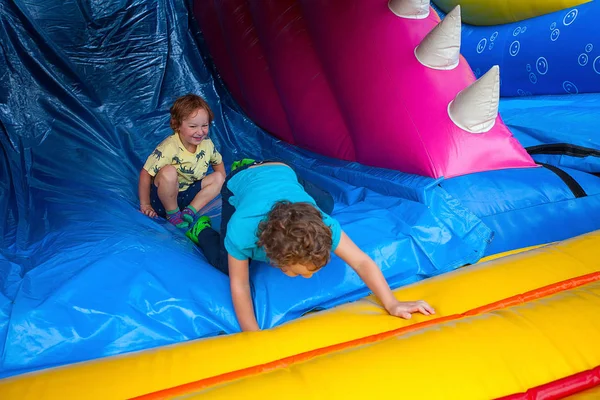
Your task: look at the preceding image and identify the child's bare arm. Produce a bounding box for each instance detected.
[334,231,435,319]
[229,254,260,331]
[138,169,157,217]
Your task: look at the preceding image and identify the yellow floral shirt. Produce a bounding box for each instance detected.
[143,133,223,191]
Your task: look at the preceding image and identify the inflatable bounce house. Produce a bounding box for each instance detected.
[1,0,599,398]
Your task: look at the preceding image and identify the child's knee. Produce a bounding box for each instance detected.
[213,170,225,188]
[204,171,225,193]
[156,165,178,184]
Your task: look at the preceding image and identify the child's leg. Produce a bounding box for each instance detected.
[190,222,227,274]
[181,172,225,223]
[155,165,179,209]
[150,184,166,217]
[188,214,229,274]
[187,174,237,275]
[155,165,188,228]
[178,181,202,222]
[217,181,237,273]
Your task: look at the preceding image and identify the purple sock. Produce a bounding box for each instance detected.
[181,205,197,223]
[166,209,188,229]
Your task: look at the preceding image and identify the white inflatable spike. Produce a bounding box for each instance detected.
[448,65,500,134]
[415,5,461,70]
[388,0,430,19]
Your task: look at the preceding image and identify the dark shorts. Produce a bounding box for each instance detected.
[150,179,203,217]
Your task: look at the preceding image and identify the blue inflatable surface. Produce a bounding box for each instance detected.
[499,93,600,173]
[440,166,600,254]
[1,0,599,379]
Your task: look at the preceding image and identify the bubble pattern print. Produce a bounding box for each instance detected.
[438,1,600,97]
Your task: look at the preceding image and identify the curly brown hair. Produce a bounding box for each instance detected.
[169,94,214,131]
[256,201,332,270]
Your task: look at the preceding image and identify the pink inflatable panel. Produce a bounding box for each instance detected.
[193,0,536,178]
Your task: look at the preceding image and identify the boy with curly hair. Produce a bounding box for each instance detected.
[189,160,435,331]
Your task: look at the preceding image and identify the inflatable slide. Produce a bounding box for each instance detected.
[0,0,598,398]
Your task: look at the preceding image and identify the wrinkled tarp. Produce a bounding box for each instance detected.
[0,0,492,377]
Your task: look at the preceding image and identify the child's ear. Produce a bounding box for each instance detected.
[170,118,180,131]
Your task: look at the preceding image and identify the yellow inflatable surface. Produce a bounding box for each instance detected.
[186,281,600,399]
[433,0,592,25]
[0,231,598,399]
[564,386,600,399]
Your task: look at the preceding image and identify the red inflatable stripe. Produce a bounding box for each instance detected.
[497,365,600,400]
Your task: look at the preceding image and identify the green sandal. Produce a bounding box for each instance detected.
[185,216,212,245]
[231,158,256,172]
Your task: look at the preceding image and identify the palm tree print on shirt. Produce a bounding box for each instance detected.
[152,149,163,160]
[179,165,195,175]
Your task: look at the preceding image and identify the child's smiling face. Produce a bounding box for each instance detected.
[177,108,209,151]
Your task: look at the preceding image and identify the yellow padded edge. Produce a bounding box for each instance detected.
[192,281,600,400]
[478,242,549,263]
[433,0,591,25]
[0,231,598,399]
[564,386,600,399]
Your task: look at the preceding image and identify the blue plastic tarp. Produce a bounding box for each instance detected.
[0,0,492,377]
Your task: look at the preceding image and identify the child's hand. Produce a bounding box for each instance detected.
[140,204,157,218]
[385,300,435,320]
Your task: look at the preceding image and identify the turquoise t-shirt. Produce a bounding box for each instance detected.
[224,164,341,262]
